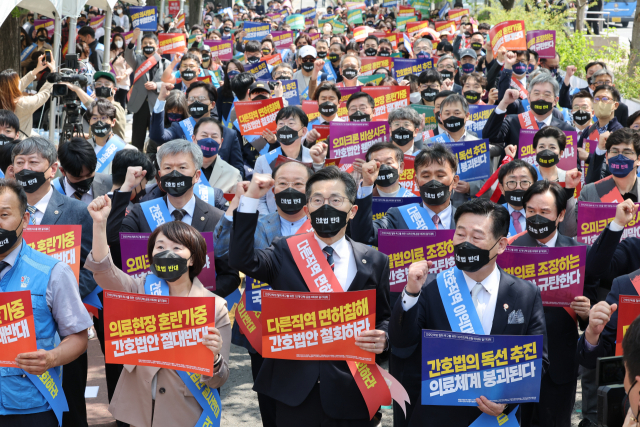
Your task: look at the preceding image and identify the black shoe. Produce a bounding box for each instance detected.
[578,419,593,427]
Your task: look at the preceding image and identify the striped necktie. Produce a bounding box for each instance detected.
[27,205,37,225]
[323,246,335,271]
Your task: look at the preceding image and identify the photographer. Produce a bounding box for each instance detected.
[63,71,126,140]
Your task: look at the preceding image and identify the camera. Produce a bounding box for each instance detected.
[47,66,88,143]
[596,356,627,427]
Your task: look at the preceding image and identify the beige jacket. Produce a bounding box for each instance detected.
[84,250,231,427]
[16,72,53,136]
[208,156,242,193]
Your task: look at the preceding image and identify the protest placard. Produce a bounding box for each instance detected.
[175,13,185,29]
[245,277,271,312]
[489,21,527,56]
[616,295,640,355]
[392,58,434,80]
[34,19,55,38]
[90,15,105,30]
[518,129,577,171]
[348,9,364,25]
[577,201,640,244]
[360,56,393,76]
[329,121,388,166]
[526,30,556,59]
[286,14,305,30]
[434,20,456,33]
[158,33,186,54]
[234,98,283,135]
[410,105,437,132]
[399,5,416,16]
[396,16,418,31]
[399,155,421,196]
[448,8,470,23]
[244,60,272,80]
[466,105,496,138]
[168,0,180,16]
[406,21,431,37]
[259,79,299,106]
[130,6,158,31]
[362,86,409,121]
[372,197,423,222]
[272,31,294,50]
[0,291,37,367]
[312,125,331,143]
[25,225,82,283]
[432,140,491,182]
[244,22,271,41]
[203,40,233,61]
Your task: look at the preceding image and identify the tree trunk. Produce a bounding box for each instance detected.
[188,0,205,28]
[0,9,21,73]
[499,0,515,10]
[575,0,587,33]
[628,0,640,77]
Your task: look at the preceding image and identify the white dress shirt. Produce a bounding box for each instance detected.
[506,204,526,233]
[402,264,501,335]
[280,214,308,237]
[29,187,54,225]
[167,195,196,226]
[494,106,554,128]
[537,231,559,248]
[62,176,94,204]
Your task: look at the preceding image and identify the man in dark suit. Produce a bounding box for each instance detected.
[510,180,591,427]
[351,144,459,248]
[484,73,575,156]
[148,81,245,179]
[105,139,240,298]
[389,198,549,427]
[229,167,391,427]
[55,137,112,203]
[12,137,97,427]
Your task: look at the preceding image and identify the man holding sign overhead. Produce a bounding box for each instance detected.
[389,198,548,426]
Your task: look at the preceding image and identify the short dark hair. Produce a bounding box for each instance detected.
[460,72,487,89]
[245,40,261,52]
[515,50,530,61]
[271,159,314,180]
[230,72,255,99]
[522,180,568,216]
[186,81,217,103]
[435,90,456,103]
[571,89,593,105]
[418,69,442,85]
[498,159,537,185]
[0,141,17,174]
[142,32,158,45]
[585,61,607,75]
[58,138,97,176]
[275,106,309,128]
[364,35,379,46]
[593,84,620,103]
[78,26,95,38]
[365,142,404,163]
[528,49,539,63]
[84,99,116,123]
[312,82,342,102]
[330,42,347,54]
[148,221,208,281]
[454,198,510,239]
[478,23,490,30]
[305,165,357,204]
[622,314,640,385]
[415,143,458,174]
[193,117,223,136]
[606,128,640,154]
[346,92,375,110]
[532,126,567,152]
[627,110,640,128]
[112,149,156,187]
[180,52,201,66]
[0,110,20,133]
[0,178,27,214]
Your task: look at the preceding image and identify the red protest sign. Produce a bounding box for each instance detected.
[338,102,349,119]
[360,56,393,76]
[490,21,527,56]
[168,0,180,16]
[353,26,373,42]
[263,53,283,66]
[325,158,342,167]
[236,292,263,354]
[406,21,430,37]
[616,295,640,355]
[234,98,284,135]
[158,33,186,54]
[203,40,233,61]
[261,289,376,363]
[399,154,420,196]
[302,100,320,122]
[435,20,456,33]
[24,225,82,284]
[176,13,186,29]
[362,86,409,120]
[103,290,216,375]
[312,125,330,143]
[448,8,469,23]
[0,291,37,367]
[399,5,415,16]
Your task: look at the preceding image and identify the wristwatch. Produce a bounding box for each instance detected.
[213,353,222,369]
[403,286,420,298]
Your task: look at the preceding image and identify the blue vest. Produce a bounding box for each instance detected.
[0,242,60,414]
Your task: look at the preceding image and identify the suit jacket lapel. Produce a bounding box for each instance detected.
[41,189,64,225]
[192,198,209,232]
[347,238,371,292]
[490,268,518,335]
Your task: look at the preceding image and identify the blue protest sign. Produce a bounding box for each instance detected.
[245,276,272,311]
[244,22,271,41]
[245,60,272,80]
[392,58,435,80]
[441,139,491,182]
[466,105,497,139]
[130,6,158,31]
[258,79,300,105]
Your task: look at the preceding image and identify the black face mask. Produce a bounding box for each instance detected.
[38,36,47,42]
[439,70,453,81]
[364,48,377,57]
[202,55,211,64]
[463,90,481,104]
[16,169,48,193]
[0,134,18,145]
[454,240,499,273]
[329,53,340,63]
[310,204,349,238]
[91,121,112,138]
[376,165,399,187]
[531,99,553,115]
[67,176,94,194]
[421,87,438,103]
[0,219,22,255]
[471,42,483,51]
[504,190,525,208]
[301,61,315,72]
[443,116,465,133]
[276,126,300,145]
[247,55,260,64]
[317,51,327,59]
[151,250,189,282]
[391,127,413,146]
[526,214,557,240]
[536,149,559,167]
[349,111,370,122]
[182,70,196,81]
[275,188,306,214]
[573,110,591,126]
[319,102,338,116]
[188,101,208,119]
[223,26,231,32]
[420,179,450,206]
[342,68,358,80]
[95,86,112,98]
[143,46,156,55]
[160,170,193,197]
[378,49,391,57]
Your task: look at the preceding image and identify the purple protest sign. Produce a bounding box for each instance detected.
[518,129,577,171]
[338,86,362,103]
[497,246,585,307]
[329,121,388,169]
[34,19,55,38]
[577,201,640,244]
[526,30,556,59]
[378,229,455,292]
[120,232,217,291]
[272,31,294,50]
[203,40,233,61]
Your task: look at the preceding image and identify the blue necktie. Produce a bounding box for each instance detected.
[323,246,335,271]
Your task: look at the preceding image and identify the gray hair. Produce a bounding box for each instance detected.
[340,53,361,69]
[12,137,58,165]
[414,38,433,52]
[528,67,551,82]
[437,54,455,66]
[388,107,422,128]
[593,68,615,83]
[272,63,293,76]
[157,139,203,170]
[440,94,469,115]
[528,73,559,97]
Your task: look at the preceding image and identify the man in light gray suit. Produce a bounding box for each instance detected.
[56,137,113,203]
[12,137,98,427]
[125,28,171,151]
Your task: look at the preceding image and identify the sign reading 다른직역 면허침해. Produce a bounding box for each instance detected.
[577,201,640,244]
[496,246,586,307]
[329,121,388,167]
[489,21,526,56]
[422,330,543,405]
[24,225,82,284]
[261,289,376,362]
[378,230,455,292]
[158,33,186,54]
[119,232,217,291]
[0,291,37,367]
[130,6,158,31]
[103,290,215,375]
[234,98,284,135]
[526,30,556,59]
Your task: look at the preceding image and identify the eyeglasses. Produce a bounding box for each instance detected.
[608,149,637,157]
[188,96,209,103]
[309,195,349,208]
[437,64,455,71]
[594,96,613,103]
[347,105,370,114]
[594,80,612,86]
[301,57,315,63]
[505,180,533,190]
